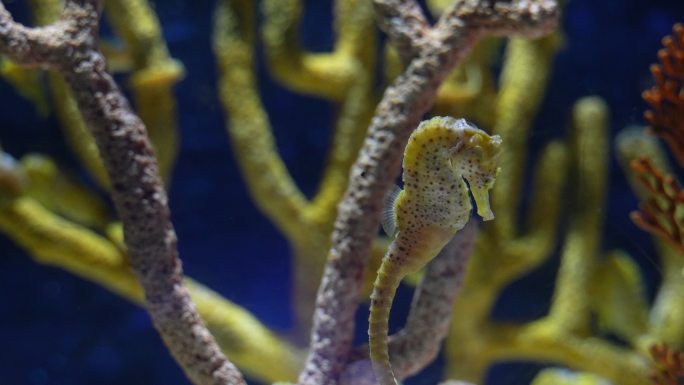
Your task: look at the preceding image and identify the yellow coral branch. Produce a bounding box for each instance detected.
[261,0,374,100]
[589,250,648,346]
[213,0,387,339]
[547,96,609,334]
[531,368,615,385]
[28,0,183,187]
[515,140,568,260]
[50,74,112,188]
[214,0,308,240]
[449,319,650,385]
[0,197,139,299]
[434,38,500,127]
[474,140,568,291]
[647,243,684,348]
[105,0,185,184]
[27,0,111,188]
[0,59,49,115]
[490,35,561,241]
[20,153,110,229]
[0,196,304,383]
[306,73,375,229]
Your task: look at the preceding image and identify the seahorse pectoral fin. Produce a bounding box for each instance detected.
[471,186,494,221]
[382,185,402,238]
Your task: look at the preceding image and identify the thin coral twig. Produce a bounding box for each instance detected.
[341,221,479,385]
[643,23,684,167]
[298,1,558,384]
[650,343,684,385]
[631,157,684,253]
[0,2,245,385]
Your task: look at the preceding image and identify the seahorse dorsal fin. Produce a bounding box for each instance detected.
[381,184,402,238]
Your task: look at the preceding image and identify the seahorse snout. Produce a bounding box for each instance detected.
[471,185,495,221]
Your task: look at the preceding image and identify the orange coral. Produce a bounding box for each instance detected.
[643,23,684,167]
[630,157,684,252]
[634,24,684,251]
[650,343,684,385]
[636,22,684,384]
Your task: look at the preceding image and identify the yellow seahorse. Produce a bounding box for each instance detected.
[369,116,501,385]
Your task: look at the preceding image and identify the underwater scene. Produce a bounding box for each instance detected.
[1,0,684,384]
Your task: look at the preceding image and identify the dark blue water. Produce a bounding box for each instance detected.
[1,0,683,384]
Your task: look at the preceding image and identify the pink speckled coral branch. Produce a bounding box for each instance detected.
[372,0,429,61]
[299,1,558,385]
[0,2,245,385]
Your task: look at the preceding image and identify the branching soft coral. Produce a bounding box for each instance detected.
[650,343,684,385]
[634,23,684,252]
[631,157,684,253]
[643,24,684,167]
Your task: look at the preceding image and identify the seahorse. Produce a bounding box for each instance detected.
[369,116,502,385]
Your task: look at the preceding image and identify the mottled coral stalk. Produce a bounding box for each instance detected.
[299,1,558,384]
[0,1,245,384]
[372,0,429,62]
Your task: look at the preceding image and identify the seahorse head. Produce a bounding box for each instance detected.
[448,119,502,221]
